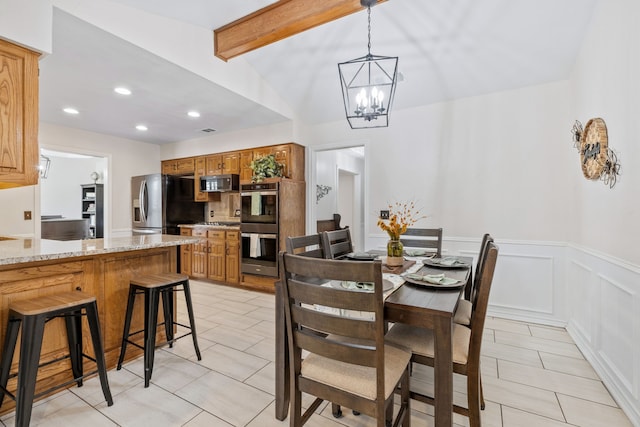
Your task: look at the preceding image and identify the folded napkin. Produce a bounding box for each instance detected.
[403,273,460,286]
[405,249,428,256]
[436,257,467,266]
[340,281,374,291]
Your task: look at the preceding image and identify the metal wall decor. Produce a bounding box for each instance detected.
[316,184,332,203]
[571,118,621,188]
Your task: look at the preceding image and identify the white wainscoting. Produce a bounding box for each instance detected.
[367,234,640,425]
[566,244,640,427]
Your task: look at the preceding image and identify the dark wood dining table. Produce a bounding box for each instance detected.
[275,256,472,427]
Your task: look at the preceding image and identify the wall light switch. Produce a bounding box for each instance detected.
[380,210,390,219]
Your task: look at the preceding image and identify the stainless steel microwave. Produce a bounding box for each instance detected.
[200,174,240,192]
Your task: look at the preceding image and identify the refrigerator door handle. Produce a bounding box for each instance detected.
[140,179,147,223]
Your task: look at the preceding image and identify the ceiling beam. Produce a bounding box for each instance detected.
[214,0,387,62]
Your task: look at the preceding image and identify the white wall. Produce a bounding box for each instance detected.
[565,0,640,424]
[40,156,104,219]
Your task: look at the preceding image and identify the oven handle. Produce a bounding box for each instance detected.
[241,191,278,197]
[241,233,277,239]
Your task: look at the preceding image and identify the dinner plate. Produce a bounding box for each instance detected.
[422,257,470,269]
[330,279,394,292]
[402,275,464,289]
[345,252,379,261]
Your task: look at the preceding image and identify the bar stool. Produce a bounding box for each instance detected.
[116,272,201,387]
[0,291,113,427]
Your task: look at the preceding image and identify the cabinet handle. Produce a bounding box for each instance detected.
[75,286,82,291]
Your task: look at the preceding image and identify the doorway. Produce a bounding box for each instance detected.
[38,148,109,238]
[311,144,366,251]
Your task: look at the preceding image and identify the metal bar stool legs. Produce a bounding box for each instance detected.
[117,273,201,388]
[0,292,113,427]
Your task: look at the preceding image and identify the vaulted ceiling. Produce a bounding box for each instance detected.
[39,0,597,144]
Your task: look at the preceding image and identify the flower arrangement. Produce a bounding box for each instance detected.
[377,201,426,240]
[250,154,284,183]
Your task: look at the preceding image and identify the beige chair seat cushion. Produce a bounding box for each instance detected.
[301,344,411,400]
[385,323,471,365]
[453,299,472,326]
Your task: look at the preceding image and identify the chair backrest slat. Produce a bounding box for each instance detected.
[286,234,324,258]
[295,329,376,367]
[291,304,377,341]
[321,229,353,259]
[288,278,378,312]
[400,227,443,257]
[317,213,344,233]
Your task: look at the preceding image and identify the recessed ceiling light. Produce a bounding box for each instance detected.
[187,111,201,118]
[135,125,148,131]
[63,107,79,115]
[114,87,132,95]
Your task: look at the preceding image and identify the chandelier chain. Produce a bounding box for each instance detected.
[367,5,371,55]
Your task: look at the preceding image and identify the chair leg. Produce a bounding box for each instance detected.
[331,403,342,418]
[0,318,20,407]
[181,280,201,360]
[401,366,411,427]
[143,289,160,387]
[160,288,174,347]
[85,301,114,406]
[480,373,485,410]
[15,315,45,427]
[64,309,84,387]
[117,287,137,370]
[467,369,482,427]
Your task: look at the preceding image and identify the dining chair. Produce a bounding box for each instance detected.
[385,241,499,427]
[316,213,344,233]
[279,252,412,427]
[454,233,494,326]
[400,228,443,257]
[285,234,324,258]
[321,228,353,259]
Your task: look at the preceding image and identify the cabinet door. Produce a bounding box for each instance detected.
[207,231,226,282]
[193,157,208,202]
[0,39,39,189]
[222,152,240,174]
[180,229,192,276]
[205,155,223,176]
[225,231,240,284]
[272,144,291,178]
[240,150,254,182]
[176,158,195,174]
[161,160,176,174]
[190,229,208,278]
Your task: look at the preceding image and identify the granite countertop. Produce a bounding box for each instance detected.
[0,234,200,266]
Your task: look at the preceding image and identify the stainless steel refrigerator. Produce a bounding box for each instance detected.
[131,174,204,235]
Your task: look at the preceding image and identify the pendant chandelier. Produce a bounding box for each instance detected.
[338,0,398,129]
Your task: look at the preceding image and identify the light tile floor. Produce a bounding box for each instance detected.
[0,280,632,427]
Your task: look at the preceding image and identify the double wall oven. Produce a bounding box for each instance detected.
[240,182,279,277]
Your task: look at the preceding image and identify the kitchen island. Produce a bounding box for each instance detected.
[0,234,198,414]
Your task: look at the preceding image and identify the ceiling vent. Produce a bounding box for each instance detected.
[201,128,216,133]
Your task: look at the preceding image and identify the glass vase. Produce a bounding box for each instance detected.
[386,239,404,267]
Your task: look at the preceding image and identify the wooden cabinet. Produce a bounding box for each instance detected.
[190,228,208,279]
[206,152,240,175]
[180,228,192,276]
[225,230,240,284]
[181,227,240,285]
[207,230,226,282]
[81,184,104,238]
[0,39,40,189]
[245,143,304,182]
[161,157,195,175]
[240,150,254,182]
[193,157,208,202]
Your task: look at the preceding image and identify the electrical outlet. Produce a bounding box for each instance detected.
[24,211,32,220]
[379,210,389,219]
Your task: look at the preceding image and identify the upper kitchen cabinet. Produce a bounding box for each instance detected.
[205,152,240,175]
[162,157,195,175]
[0,39,40,189]
[251,143,305,182]
[240,150,254,182]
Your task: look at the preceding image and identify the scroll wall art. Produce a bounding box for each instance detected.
[571,118,621,188]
